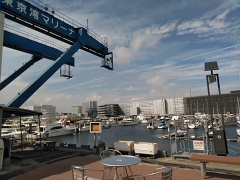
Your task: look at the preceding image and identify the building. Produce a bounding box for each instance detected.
[97,104,121,117]
[117,98,184,116]
[76,89,240,118]
[24,104,56,119]
[166,98,184,115]
[82,101,97,117]
[183,90,240,115]
[71,106,82,115]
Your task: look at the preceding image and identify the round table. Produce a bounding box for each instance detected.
[100,155,141,179]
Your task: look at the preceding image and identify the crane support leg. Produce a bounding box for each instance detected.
[0,55,42,90]
[0,13,4,90]
[7,42,81,108]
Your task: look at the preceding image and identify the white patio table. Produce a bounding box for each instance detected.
[100,155,141,180]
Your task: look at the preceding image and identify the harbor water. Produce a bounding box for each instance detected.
[49,123,240,156]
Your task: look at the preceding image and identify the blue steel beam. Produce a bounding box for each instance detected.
[0,0,109,58]
[7,41,82,108]
[3,31,75,65]
[0,55,41,91]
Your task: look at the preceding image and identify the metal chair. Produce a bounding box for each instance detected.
[71,165,104,180]
[99,148,122,158]
[137,166,173,180]
[100,149,122,179]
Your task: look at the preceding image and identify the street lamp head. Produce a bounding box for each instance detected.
[204,61,219,71]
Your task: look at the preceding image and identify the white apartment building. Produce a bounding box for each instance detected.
[24,104,56,119]
[119,98,184,116]
[71,106,82,115]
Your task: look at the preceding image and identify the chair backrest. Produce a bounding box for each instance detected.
[72,165,103,180]
[155,167,173,180]
[72,165,85,180]
[99,149,122,158]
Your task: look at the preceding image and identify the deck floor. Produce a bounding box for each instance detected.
[0,147,239,180]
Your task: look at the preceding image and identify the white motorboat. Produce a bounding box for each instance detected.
[136,112,148,123]
[237,120,240,126]
[147,120,157,129]
[1,123,28,144]
[177,129,187,137]
[140,119,148,124]
[79,123,90,132]
[11,128,28,140]
[188,124,197,129]
[1,131,14,139]
[120,117,138,126]
[102,117,117,127]
[237,128,240,137]
[27,122,75,140]
[108,117,118,126]
[2,124,16,133]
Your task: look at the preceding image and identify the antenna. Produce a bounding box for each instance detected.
[86,17,89,31]
[238,67,239,90]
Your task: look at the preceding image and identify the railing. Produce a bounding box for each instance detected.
[227,144,240,156]
[4,24,66,52]
[25,0,108,47]
[172,137,240,157]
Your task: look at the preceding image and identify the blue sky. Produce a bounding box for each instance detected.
[1,0,240,113]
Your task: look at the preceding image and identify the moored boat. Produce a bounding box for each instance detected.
[136,112,148,124]
[237,127,240,137]
[27,122,75,140]
[147,119,157,129]
[79,122,90,132]
[188,123,198,129]
[158,121,168,129]
[120,117,138,126]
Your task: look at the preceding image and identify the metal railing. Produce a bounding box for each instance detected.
[25,0,108,47]
[4,23,67,52]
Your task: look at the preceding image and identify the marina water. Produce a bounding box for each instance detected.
[49,123,240,156]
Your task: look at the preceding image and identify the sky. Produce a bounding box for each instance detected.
[1,0,240,113]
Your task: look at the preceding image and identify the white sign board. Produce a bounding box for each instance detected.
[90,122,102,133]
[193,140,204,151]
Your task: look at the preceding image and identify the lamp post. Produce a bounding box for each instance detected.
[204,61,228,155]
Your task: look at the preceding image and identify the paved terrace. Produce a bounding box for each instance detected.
[0,147,240,180]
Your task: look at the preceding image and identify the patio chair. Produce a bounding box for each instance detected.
[100,149,122,179]
[99,148,122,158]
[71,165,104,180]
[137,166,173,180]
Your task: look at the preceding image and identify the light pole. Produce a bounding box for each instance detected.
[204,61,228,155]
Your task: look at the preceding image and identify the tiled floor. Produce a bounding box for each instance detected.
[8,154,240,180]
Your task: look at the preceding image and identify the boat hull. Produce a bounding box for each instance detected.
[27,128,75,139]
[237,128,240,137]
[120,122,138,126]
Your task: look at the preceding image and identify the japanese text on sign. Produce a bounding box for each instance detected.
[1,0,75,36]
[193,140,204,150]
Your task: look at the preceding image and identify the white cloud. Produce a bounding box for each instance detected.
[130,97,145,102]
[177,12,231,36]
[85,93,102,102]
[2,0,240,113]
[147,76,165,86]
[113,46,134,64]
[127,86,134,91]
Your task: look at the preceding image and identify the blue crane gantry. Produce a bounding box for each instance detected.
[0,0,113,111]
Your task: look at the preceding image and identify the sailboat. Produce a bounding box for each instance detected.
[236,97,240,136]
[237,96,240,126]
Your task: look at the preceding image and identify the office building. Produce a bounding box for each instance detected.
[71,106,82,115]
[24,104,56,119]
